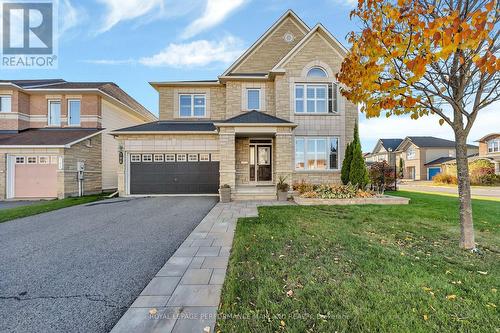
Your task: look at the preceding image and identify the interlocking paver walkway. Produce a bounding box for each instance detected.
[111,200,292,333]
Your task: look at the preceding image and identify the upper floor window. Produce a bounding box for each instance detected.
[48,100,61,126]
[247,89,261,110]
[295,83,339,114]
[67,100,81,126]
[179,94,206,117]
[406,147,416,160]
[0,95,12,112]
[307,67,328,78]
[488,139,500,153]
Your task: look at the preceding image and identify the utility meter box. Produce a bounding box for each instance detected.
[77,162,85,180]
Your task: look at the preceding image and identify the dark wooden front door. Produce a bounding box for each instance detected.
[249,145,272,182]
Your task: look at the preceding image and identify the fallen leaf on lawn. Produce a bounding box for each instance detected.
[486,303,496,308]
[445,270,452,274]
[446,295,457,301]
[477,271,488,275]
[286,290,294,297]
[492,288,497,293]
[400,252,405,256]
[423,314,429,321]
[279,255,285,259]
[429,291,435,297]
[149,308,158,315]
[280,320,286,327]
[422,287,432,292]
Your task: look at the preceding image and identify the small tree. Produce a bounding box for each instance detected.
[341,142,353,184]
[399,157,405,179]
[369,161,395,194]
[350,140,370,188]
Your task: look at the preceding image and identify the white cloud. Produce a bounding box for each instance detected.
[96,0,164,33]
[139,35,244,67]
[360,103,499,151]
[59,0,86,37]
[182,0,246,39]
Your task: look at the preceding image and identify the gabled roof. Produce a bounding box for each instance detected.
[221,9,309,77]
[0,128,103,147]
[221,110,293,124]
[476,133,500,142]
[271,23,348,71]
[111,121,217,134]
[0,79,156,122]
[424,156,456,166]
[379,139,403,152]
[397,136,478,150]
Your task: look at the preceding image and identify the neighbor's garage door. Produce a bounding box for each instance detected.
[13,156,58,198]
[129,153,219,195]
[427,167,441,180]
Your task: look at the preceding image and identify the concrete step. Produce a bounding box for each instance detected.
[233,185,277,201]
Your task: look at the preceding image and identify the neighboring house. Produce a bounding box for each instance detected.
[396,136,479,180]
[0,79,156,199]
[476,133,500,174]
[365,138,403,165]
[111,10,358,200]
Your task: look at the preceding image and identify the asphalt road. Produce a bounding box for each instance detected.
[0,196,218,333]
[399,181,500,199]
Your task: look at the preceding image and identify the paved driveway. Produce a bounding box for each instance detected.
[0,196,218,333]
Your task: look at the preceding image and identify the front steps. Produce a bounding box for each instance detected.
[232,185,277,201]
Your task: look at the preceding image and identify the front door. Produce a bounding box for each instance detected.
[249,145,272,182]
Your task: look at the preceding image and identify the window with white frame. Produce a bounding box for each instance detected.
[165,154,176,162]
[179,94,206,117]
[307,67,328,78]
[247,89,261,110]
[67,100,81,126]
[200,153,210,162]
[295,137,339,170]
[406,147,416,160]
[188,154,199,162]
[27,156,37,164]
[177,154,187,162]
[488,139,500,153]
[295,83,339,114]
[48,100,61,126]
[130,154,141,162]
[39,156,49,164]
[0,95,12,112]
[15,156,25,164]
[154,154,164,162]
[142,154,153,162]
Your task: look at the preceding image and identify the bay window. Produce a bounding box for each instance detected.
[295,137,339,170]
[179,94,206,117]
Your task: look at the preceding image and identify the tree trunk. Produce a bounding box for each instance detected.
[455,132,475,250]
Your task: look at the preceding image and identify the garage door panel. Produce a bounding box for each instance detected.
[14,164,58,198]
[130,160,219,195]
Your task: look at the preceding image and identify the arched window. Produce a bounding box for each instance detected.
[307,67,328,78]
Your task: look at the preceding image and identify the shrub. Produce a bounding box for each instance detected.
[341,142,353,185]
[297,182,375,199]
[301,191,319,198]
[369,161,396,193]
[433,173,458,184]
[477,174,500,186]
[293,180,315,194]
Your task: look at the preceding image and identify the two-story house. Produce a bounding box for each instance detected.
[111,10,358,200]
[396,136,478,180]
[365,139,403,165]
[475,133,500,174]
[0,79,156,199]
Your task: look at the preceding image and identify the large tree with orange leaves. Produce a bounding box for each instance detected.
[337,0,499,250]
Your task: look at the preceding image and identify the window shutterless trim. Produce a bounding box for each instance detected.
[142,154,153,162]
[165,154,176,162]
[47,99,62,126]
[67,99,81,126]
[27,156,37,164]
[246,88,261,111]
[295,136,340,171]
[130,154,141,162]
[179,94,206,118]
[176,154,187,162]
[188,154,199,162]
[0,95,12,113]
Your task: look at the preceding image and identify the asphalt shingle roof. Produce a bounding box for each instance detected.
[379,139,403,151]
[406,136,478,149]
[0,128,101,146]
[424,156,456,166]
[113,121,217,132]
[223,110,292,124]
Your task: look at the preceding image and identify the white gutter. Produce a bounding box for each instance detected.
[110,131,218,136]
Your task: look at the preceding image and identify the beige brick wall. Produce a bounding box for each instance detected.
[63,135,102,197]
[234,17,307,73]
[235,137,250,184]
[292,172,341,185]
[158,86,226,121]
[219,128,236,188]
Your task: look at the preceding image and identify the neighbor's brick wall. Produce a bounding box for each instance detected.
[234,17,306,73]
[63,135,102,197]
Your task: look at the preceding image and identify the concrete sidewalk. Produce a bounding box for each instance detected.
[111,200,292,333]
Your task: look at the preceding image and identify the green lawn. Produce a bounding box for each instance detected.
[217,192,499,332]
[0,194,108,223]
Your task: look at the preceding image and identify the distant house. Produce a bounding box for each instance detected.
[395,136,478,180]
[365,139,403,165]
[476,133,500,174]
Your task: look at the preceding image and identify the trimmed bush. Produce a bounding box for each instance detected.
[341,142,353,185]
[433,173,458,184]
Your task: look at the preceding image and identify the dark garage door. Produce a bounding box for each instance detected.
[130,154,220,195]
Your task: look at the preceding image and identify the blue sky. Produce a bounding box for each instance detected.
[1,0,497,151]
